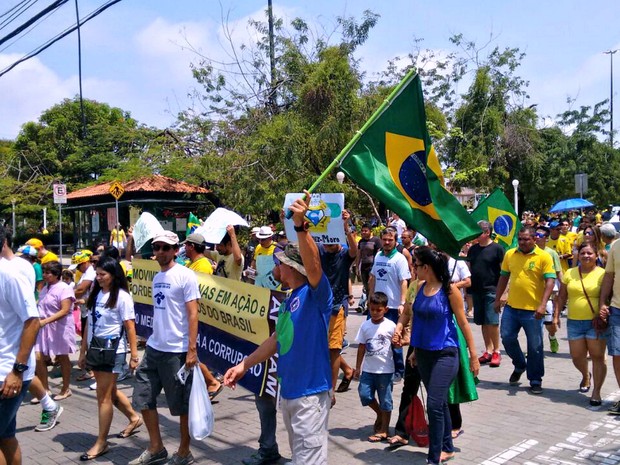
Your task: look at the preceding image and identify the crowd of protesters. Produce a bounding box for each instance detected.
[2,203,620,465]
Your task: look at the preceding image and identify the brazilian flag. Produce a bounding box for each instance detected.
[338,71,480,257]
[471,188,520,250]
[186,212,200,236]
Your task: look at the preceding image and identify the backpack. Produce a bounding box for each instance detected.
[405,392,429,447]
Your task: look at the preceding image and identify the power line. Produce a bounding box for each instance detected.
[0,0,123,79]
[0,3,61,54]
[0,0,67,48]
[0,1,30,20]
[0,0,38,30]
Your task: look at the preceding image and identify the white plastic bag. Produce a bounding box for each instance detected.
[188,365,214,440]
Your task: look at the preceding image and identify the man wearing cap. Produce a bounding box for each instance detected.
[0,225,40,464]
[205,225,244,281]
[182,233,213,275]
[547,221,572,272]
[252,226,280,289]
[17,245,44,299]
[224,192,333,465]
[130,231,200,465]
[26,238,58,265]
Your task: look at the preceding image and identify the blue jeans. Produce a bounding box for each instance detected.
[500,305,544,386]
[254,393,279,455]
[416,347,459,465]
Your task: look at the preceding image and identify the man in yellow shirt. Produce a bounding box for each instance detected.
[547,221,572,272]
[182,233,213,274]
[494,227,556,394]
[26,238,59,264]
[560,219,578,249]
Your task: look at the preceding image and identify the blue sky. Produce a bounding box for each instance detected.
[1,0,619,139]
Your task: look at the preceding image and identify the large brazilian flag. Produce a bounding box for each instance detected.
[471,188,521,250]
[339,71,480,257]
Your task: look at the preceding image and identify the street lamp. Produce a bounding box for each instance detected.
[512,179,519,216]
[604,49,618,147]
[336,171,345,184]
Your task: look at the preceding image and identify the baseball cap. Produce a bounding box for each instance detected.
[26,238,43,248]
[181,233,206,245]
[17,245,37,257]
[152,231,179,245]
[549,221,560,229]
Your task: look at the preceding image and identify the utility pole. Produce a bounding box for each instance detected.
[604,49,618,148]
[267,0,276,111]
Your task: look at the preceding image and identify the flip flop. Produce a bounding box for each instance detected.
[335,375,353,393]
[80,444,109,461]
[76,372,94,382]
[441,452,456,463]
[368,434,388,443]
[451,429,464,439]
[387,435,408,448]
[117,417,143,438]
[208,384,224,401]
[53,389,72,401]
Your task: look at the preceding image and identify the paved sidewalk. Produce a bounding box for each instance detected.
[15,284,620,464]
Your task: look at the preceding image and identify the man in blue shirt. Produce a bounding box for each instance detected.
[224,191,333,465]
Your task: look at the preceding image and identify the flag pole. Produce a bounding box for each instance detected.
[306,69,418,194]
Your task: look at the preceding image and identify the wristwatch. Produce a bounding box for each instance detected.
[12,362,28,374]
[294,221,310,232]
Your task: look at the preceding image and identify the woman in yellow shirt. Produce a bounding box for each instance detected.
[110,223,127,254]
[557,243,606,406]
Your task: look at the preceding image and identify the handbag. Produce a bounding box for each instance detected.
[578,267,608,337]
[85,306,124,369]
[404,387,429,447]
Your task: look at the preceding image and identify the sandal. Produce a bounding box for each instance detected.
[208,383,223,401]
[451,429,464,439]
[441,452,456,463]
[368,434,388,443]
[335,375,353,393]
[76,372,94,382]
[117,417,143,438]
[387,435,408,447]
[80,444,109,461]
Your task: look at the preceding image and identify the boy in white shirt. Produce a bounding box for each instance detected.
[354,292,396,442]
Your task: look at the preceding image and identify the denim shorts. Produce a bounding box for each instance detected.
[566,319,605,340]
[472,292,499,325]
[358,371,393,411]
[91,352,127,374]
[607,307,620,356]
[0,380,31,439]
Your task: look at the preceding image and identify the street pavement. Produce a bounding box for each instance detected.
[15,284,620,464]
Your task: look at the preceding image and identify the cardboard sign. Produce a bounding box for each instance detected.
[283,193,346,244]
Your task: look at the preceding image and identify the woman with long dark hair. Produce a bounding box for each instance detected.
[78,257,142,461]
[409,246,479,465]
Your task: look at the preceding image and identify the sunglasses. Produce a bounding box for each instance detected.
[152,244,173,252]
[535,232,547,238]
[584,231,594,236]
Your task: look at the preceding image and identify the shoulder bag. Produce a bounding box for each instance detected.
[85,305,125,369]
[578,267,608,337]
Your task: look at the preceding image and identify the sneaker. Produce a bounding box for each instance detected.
[530,385,543,395]
[608,401,620,415]
[509,370,524,385]
[34,405,63,432]
[549,337,559,353]
[167,452,195,465]
[489,352,501,367]
[478,352,492,364]
[89,381,97,390]
[129,448,169,465]
[242,451,282,465]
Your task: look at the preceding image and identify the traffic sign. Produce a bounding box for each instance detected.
[109,181,125,200]
[53,183,67,204]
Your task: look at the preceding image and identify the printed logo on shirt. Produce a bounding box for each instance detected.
[366,334,391,356]
[154,291,166,305]
[528,261,535,270]
[377,268,388,278]
[289,296,300,313]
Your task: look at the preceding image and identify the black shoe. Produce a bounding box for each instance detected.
[242,451,282,465]
[529,385,543,395]
[509,370,524,385]
[590,399,602,407]
[608,401,620,415]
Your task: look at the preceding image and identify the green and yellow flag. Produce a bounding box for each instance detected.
[186,212,200,236]
[338,71,480,257]
[470,188,520,250]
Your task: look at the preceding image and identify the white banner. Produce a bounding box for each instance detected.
[132,212,165,251]
[194,208,249,244]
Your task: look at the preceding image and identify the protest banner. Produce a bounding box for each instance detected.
[132,212,165,251]
[283,193,346,244]
[131,259,285,396]
[193,208,249,245]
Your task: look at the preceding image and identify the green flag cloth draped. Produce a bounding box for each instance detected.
[338,71,480,257]
[470,188,521,250]
[186,213,200,236]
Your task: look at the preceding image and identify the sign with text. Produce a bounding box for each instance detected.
[53,184,67,204]
[282,193,346,244]
[131,259,285,397]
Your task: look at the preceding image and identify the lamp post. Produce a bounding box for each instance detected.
[336,171,345,184]
[512,179,519,216]
[604,49,618,147]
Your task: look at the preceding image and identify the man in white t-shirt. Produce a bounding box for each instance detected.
[0,226,40,464]
[130,231,200,465]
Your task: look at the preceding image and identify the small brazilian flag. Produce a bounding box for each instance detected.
[470,188,521,250]
[339,71,480,257]
[186,212,200,236]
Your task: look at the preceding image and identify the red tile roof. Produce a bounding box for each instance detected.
[67,175,210,200]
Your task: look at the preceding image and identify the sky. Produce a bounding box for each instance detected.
[1,0,619,140]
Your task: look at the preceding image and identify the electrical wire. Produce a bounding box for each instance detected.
[0,1,30,19]
[0,3,61,54]
[0,0,39,30]
[0,0,67,47]
[0,0,123,78]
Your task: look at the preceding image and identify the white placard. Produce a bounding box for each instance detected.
[283,193,345,244]
[132,212,165,251]
[193,208,249,244]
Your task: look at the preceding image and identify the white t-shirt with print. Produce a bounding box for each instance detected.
[78,265,96,317]
[0,258,39,381]
[87,289,135,354]
[370,250,411,308]
[355,318,396,374]
[148,264,201,353]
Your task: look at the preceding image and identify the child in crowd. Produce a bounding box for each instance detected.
[61,269,75,289]
[354,291,396,442]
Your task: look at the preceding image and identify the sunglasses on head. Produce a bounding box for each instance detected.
[152,244,173,252]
